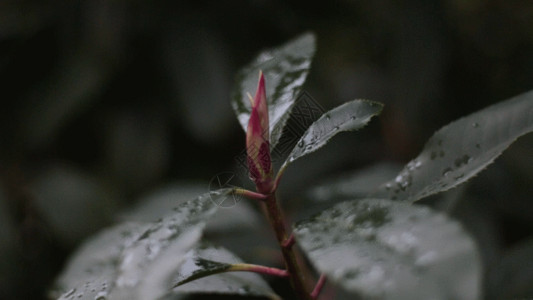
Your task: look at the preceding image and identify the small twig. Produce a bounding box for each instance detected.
[174,263,289,289]
[229,263,290,278]
[272,164,287,192]
[310,274,327,299]
[282,233,295,249]
[233,188,268,201]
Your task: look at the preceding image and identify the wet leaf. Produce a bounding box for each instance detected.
[294,199,481,300]
[281,100,382,171]
[52,222,149,300]
[53,189,232,300]
[231,32,316,148]
[170,243,280,299]
[372,90,533,202]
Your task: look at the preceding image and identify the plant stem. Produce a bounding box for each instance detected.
[310,274,327,299]
[229,263,290,278]
[263,193,311,300]
[233,188,268,201]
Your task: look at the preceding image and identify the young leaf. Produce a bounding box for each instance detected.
[52,189,232,300]
[293,199,481,300]
[372,90,533,202]
[279,100,383,173]
[231,33,316,148]
[170,243,280,300]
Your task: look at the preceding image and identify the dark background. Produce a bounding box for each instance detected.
[1,1,532,299]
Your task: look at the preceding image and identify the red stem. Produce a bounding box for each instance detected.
[262,193,311,300]
[310,274,327,299]
[229,263,289,278]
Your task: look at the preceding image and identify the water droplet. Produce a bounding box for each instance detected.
[325,114,331,120]
[333,126,340,131]
[472,122,479,128]
[94,291,108,300]
[385,183,392,190]
[454,174,465,180]
[430,151,438,160]
[64,289,76,298]
[442,168,452,177]
[344,270,360,280]
[297,141,304,148]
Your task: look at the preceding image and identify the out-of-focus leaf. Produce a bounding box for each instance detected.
[231,33,316,148]
[308,163,402,202]
[52,222,149,300]
[372,90,533,202]
[32,165,118,246]
[487,238,533,300]
[105,111,170,192]
[120,182,260,232]
[279,100,382,172]
[294,199,481,300]
[23,55,112,148]
[170,243,279,299]
[119,183,206,222]
[53,190,232,300]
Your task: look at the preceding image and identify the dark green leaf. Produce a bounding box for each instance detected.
[170,243,279,299]
[53,190,232,300]
[231,33,316,148]
[294,199,481,300]
[487,238,533,300]
[280,100,382,171]
[308,163,401,202]
[372,90,533,202]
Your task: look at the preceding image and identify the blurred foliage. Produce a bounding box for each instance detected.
[1,0,533,299]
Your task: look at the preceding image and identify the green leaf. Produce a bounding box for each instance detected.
[280,100,383,171]
[231,32,316,148]
[52,189,232,300]
[170,243,280,299]
[294,199,481,300]
[372,90,533,202]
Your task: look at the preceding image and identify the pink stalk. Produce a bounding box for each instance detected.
[310,274,327,299]
[229,263,289,278]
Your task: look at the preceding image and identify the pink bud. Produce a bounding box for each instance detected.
[246,71,273,193]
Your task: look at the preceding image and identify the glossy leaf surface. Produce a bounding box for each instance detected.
[53,190,232,300]
[171,243,280,299]
[281,100,383,170]
[231,33,316,148]
[372,90,533,202]
[294,199,481,300]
